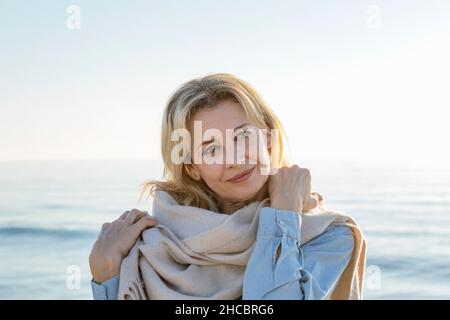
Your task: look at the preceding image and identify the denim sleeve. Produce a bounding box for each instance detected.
[242,207,354,300]
[91,275,120,300]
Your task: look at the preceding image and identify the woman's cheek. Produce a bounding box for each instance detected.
[200,164,225,184]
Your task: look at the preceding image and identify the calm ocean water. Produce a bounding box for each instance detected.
[0,158,449,299]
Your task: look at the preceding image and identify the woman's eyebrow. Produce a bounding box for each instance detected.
[233,123,249,132]
[197,123,249,150]
[201,138,215,147]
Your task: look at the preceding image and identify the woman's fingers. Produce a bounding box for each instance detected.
[302,194,317,212]
[302,192,323,212]
[302,192,324,212]
[130,216,157,237]
[124,209,148,224]
[311,192,323,203]
[118,210,130,220]
[100,222,111,234]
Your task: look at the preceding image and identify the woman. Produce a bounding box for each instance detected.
[89,73,366,300]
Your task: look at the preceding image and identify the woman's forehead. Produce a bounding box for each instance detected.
[189,100,249,132]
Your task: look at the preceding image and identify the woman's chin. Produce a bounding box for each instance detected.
[226,185,265,202]
[219,174,268,202]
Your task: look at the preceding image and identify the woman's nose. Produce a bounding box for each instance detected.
[224,144,250,166]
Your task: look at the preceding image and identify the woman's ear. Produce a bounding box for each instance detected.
[184,164,201,181]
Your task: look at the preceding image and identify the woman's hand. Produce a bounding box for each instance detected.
[89,209,157,283]
[268,165,321,213]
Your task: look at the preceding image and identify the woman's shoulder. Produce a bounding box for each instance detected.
[152,188,179,204]
[306,223,355,251]
[325,223,354,236]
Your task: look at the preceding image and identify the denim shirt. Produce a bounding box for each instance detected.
[91,207,354,300]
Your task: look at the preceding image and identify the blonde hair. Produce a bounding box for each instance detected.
[139,73,292,211]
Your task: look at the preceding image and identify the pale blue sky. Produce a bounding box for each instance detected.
[1,0,449,166]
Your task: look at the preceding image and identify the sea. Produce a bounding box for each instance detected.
[0,158,449,299]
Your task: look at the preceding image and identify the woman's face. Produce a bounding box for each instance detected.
[187,100,271,203]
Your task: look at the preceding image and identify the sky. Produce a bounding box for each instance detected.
[1,0,449,167]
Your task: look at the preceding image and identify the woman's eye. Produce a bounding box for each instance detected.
[203,145,219,155]
[234,130,251,141]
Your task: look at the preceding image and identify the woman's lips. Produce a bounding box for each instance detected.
[226,166,255,183]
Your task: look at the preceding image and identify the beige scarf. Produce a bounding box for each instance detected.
[118,190,367,300]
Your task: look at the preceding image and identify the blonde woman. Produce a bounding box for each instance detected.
[89,73,366,300]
